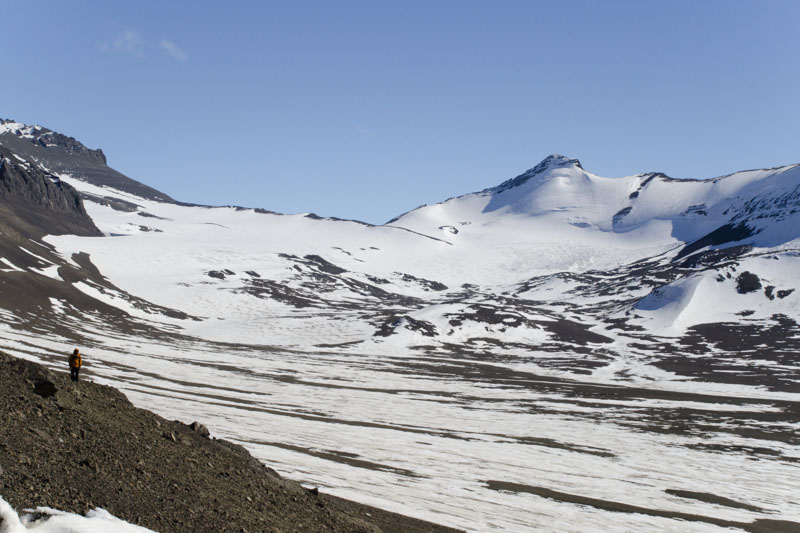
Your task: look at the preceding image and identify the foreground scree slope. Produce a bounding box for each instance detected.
[1,118,799,531]
[0,351,462,533]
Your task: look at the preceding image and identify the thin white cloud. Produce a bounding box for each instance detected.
[101,30,145,58]
[160,40,188,62]
[354,124,375,143]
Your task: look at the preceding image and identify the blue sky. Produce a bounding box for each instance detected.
[3,1,799,223]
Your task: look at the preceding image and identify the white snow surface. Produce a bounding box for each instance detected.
[47,159,800,348]
[0,121,35,137]
[0,496,154,533]
[1,155,799,532]
[633,252,800,332]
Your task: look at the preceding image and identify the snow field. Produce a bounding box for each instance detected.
[2,320,798,532]
[0,495,155,533]
[2,159,797,531]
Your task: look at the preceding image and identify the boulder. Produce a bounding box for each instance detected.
[189,421,210,438]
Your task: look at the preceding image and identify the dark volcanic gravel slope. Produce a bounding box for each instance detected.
[0,351,462,533]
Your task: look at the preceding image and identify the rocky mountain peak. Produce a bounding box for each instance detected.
[537,153,583,169]
[0,118,174,203]
[0,118,107,164]
[486,154,583,195]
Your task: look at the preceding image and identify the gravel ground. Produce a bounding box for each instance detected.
[0,351,462,533]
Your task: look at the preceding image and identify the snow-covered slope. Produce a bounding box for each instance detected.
[393,154,800,255]
[0,122,798,532]
[40,151,798,356]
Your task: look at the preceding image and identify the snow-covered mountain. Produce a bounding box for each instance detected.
[1,119,798,532]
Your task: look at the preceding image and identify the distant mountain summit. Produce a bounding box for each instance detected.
[392,153,800,251]
[0,118,174,202]
[486,154,584,195]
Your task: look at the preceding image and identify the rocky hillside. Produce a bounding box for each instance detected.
[0,147,101,239]
[0,351,462,533]
[0,119,174,203]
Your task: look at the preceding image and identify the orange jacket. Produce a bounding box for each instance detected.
[69,352,82,368]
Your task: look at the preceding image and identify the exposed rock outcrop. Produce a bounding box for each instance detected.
[0,147,101,238]
[0,119,174,202]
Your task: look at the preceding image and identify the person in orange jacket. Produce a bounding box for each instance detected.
[69,348,82,382]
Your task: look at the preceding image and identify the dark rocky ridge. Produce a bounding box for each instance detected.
[0,119,174,203]
[0,147,101,239]
[0,351,463,533]
[486,154,584,195]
